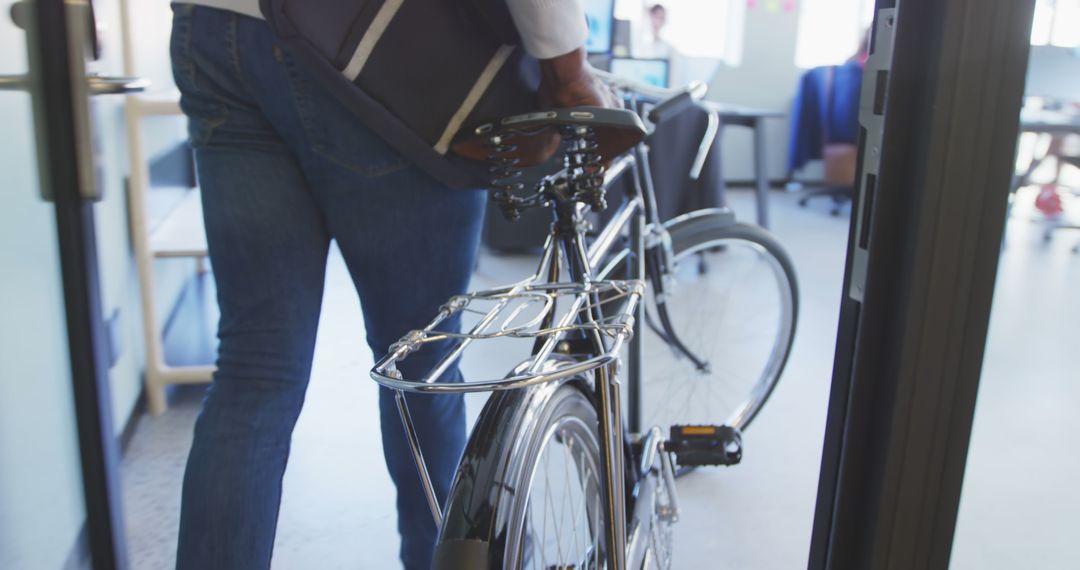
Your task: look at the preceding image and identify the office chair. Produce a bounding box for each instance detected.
[790,64,861,216]
[1041,154,1080,253]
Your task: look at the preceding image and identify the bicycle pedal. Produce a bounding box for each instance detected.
[667,425,742,467]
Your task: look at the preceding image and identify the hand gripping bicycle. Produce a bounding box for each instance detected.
[371,78,799,570]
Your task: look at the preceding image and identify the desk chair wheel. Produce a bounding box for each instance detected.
[799,186,852,215]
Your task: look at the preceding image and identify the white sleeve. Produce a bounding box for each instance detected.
[505,0,589,59]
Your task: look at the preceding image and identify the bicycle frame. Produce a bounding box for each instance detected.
[547,154,645,570]
[577,141,688,570]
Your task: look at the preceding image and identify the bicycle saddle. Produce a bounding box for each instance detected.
[451,106,647,169]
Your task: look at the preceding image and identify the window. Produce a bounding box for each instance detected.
[615,0,746,65]
[1031,0,1080,48]
[794,0,876,68]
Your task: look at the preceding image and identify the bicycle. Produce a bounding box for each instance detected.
[370,78,799,570]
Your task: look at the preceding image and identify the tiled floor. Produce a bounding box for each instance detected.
[119,187,1077,569]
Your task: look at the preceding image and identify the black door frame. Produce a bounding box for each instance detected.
[810,0,1036,568]
[30,1,127,568]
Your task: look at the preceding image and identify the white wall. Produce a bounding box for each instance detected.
[708,4,805,183]
[91,0,145,433]
[93,0,191,434]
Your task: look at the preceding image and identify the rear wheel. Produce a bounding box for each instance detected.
[434,380,607,570]
[509,384,605,570]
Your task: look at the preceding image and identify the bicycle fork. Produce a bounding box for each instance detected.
[645,243,711,373]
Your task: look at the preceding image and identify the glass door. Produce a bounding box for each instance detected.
[0,1,140,567]
[0,2,88,566]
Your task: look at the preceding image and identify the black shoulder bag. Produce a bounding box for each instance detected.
[258,0,540,188]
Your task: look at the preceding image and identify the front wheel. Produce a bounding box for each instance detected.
[632,212,799,434]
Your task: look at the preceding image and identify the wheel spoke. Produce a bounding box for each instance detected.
[512,397,604,570]
[564,434,583,563]
[641,231,795,433]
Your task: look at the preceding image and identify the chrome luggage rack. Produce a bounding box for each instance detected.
[370,271,644,526]
[370,276,644,394]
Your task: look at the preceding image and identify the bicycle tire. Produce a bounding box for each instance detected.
[433,379,608,570]
[613,211,799,436]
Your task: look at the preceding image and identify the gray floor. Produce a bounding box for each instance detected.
[120,187,1076,569]
[950,187,1080,570]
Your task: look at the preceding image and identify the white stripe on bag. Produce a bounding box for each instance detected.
[341,0,405,81]
[434,45,515,155]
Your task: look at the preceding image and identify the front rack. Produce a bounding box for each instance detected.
[370,278,644,394]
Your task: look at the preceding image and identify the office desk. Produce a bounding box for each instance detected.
[1014,108,1080,246]
[707,103,785,229]
[1020,108,1080,135]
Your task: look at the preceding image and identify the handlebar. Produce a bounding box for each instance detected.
[593,70,718,181]
[647,82,708,124]
[593,70,709,126]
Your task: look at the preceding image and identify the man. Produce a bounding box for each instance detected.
[169,1,616,569]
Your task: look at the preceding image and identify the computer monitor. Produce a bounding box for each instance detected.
[584,0,615,54]
[1025,46,1080,102]
[610,57,671,88]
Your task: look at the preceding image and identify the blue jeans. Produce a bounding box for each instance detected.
[170,6,484,569]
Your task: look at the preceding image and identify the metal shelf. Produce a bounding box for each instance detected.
[124,84,215,413]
